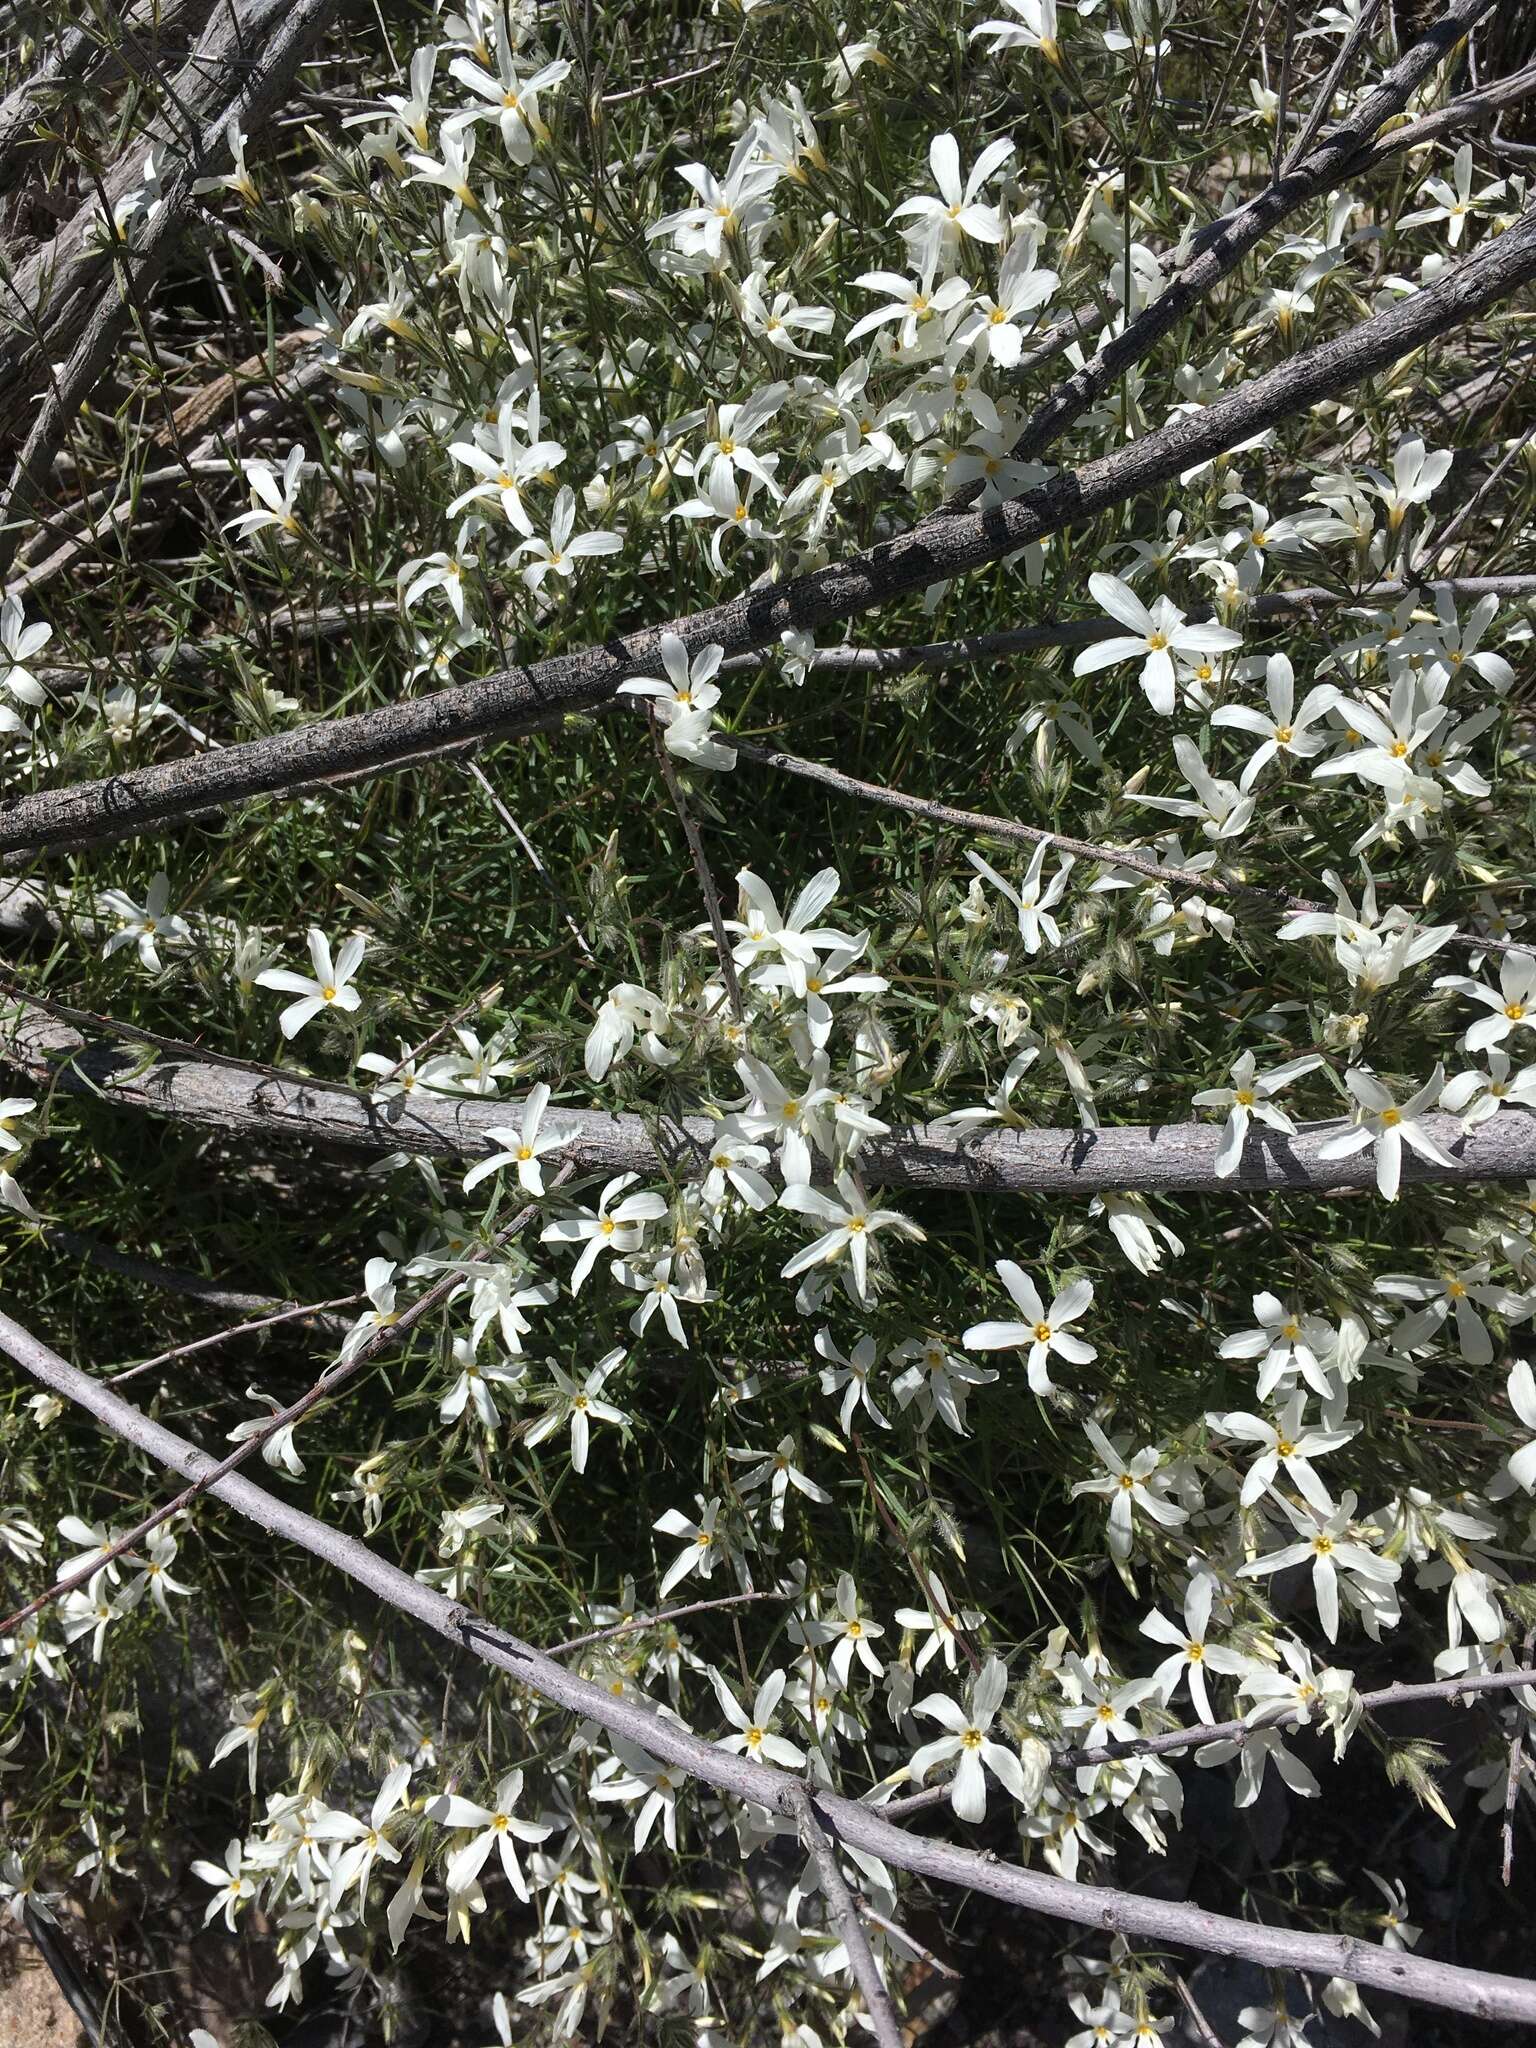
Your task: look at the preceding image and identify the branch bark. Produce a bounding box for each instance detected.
[2,1304,1534,2027]
[2,204,1534,858]
[8,996,1536,1199]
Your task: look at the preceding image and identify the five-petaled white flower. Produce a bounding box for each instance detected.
[100,872,190,973]
[256,927,366,1038]
[1237,1490,1400,1641]
[778,1172,925,1303]
[1207,1393,1358,1514]
[1073,573,1241,716]
[909,1656,1035,1822]
[1316,1065,1454,1202]
[463,1084,573,1197]
[1070,1418,1189,1560]
[711,1666,805,1769]
[1140,1574,1251,1722]
[963,1260,1095,1393]
[191,1837,256,1931]
[1192,1050,1322,1178]
[890,132,1015,257]
[967,842,1074,953]
[224,444,308,543]
[427,1768,552,1899]
[523,1348,630,1474]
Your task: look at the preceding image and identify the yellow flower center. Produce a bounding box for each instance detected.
[1505,1003,1526,1021]
[1234,1087,1257,1107]
[1379,1107,1402,1127]
[1274,725,1293,744]
[1033,1321,1053,1343]
[1146,631,1168,652]
[321,984,337,1001]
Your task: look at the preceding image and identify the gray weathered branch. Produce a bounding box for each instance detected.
[7,998,1536,1199]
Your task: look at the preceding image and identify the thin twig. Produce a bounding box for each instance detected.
[1175,1970,1230,2048]
[647,707,743,1021]
[731,735,1527,957]
[549,1590,780,1655]
[105,1293,365,1386]
[464,758,597,964]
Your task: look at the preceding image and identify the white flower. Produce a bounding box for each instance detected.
[956,233,1059,365]
[226,1384,306,1476]
[1192,1050,1321,1177]
[1237,1490,1401,1641]
[1433,949,1536,1055]
[311,1763,414,1907]
[711,1667,804,1770]
[970,0,1061,64]
[1399,141,1505,246]
[1089,1191,1185,1274]
[542,1173,667,1291]
[793,1572,886,1683]
[1198,1724,1320,1808]
[1140,1574,1251,1721]
[894,1573,985,1675]
[439,1335,523,1428]
[890,130,1014,261]
[724,866,853,997]
[1439,1049,1536,1131]
[728,1434,830,1531]
[1072,573,1240,716]
[963,1260,1095,1394]
[1501,1360,1536,1494]
[1131,735,1255,840]
[1362,436,1453,530]
[100,872,191,973]
[448,48,571,162]
[256,928,366,1038]
[0,597,51,711]
[653,1497,723,1598]
[224,445,307,543]
[462,1084,573,1197]
[815,1328,889,1431]
[339,1257,403,1365]
[909,1657,1035,1822]
[523,1349,629,1473]
[1207,1393,1358,1514]
[1212,655,1338,788]
[514,486,622,591]
[778,1172,925,1303]
[191,1838,256,1931]
[427,1769,551,1899]
[966,842,1074,953]
[584,982,672,1082]
[846,262,971,350]
[1315,1065,1455,1202]
[1070,1419,1189,1560]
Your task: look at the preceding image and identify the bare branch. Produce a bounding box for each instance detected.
[9,995,1536,1199]
[3,1304,1535,2026]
